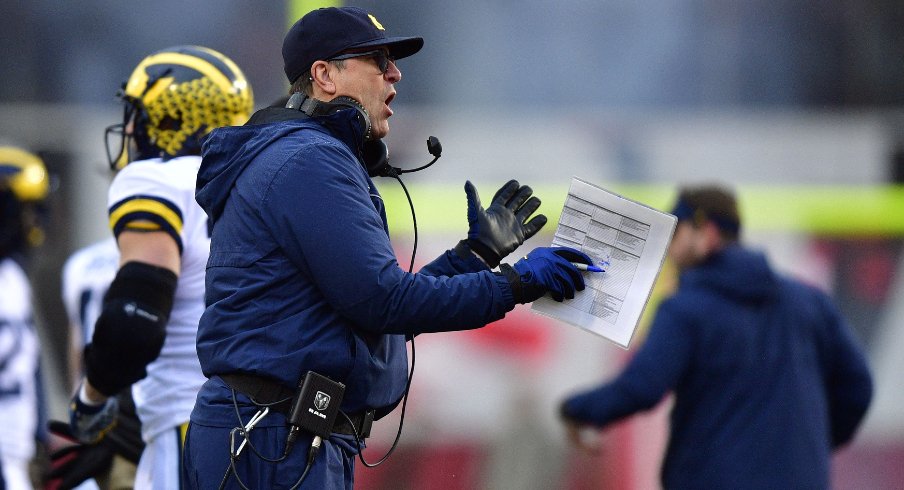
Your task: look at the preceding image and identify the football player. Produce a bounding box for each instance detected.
[0,144,49,489]
[67,45,253,489]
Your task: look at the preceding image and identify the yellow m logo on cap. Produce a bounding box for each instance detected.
[368,14,385,30]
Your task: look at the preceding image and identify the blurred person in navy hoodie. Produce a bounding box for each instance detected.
[560,184,873,489]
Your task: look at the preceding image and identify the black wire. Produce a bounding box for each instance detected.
[217,452,234,490]
[346,337,416,468]
[289,456,315,490]
[345,172,419,467]
[286,440,318,490]
[219,388,302,490]
[390,173,418,272]
[219,428,251,490]
[228,389,289,463]
[221,426,315,490]
[397,155,440,174]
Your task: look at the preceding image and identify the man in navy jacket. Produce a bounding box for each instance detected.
[183,6,594,489]
[560,185,873,489]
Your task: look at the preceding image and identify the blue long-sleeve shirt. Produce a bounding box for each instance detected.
[562,244,873,489]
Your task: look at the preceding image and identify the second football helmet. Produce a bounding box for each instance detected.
[0,145,50,254]
[105,45,254,170]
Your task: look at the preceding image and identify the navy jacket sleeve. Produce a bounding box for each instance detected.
[419,243,489,278]
[561,297,695,426]
[815,290,873,448]
[261,143,514,336]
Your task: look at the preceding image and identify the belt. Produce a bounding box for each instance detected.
[219,373,374,439]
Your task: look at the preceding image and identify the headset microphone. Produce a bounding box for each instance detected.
[365,136,443,178]
[426,136,442,158]
[398,136,442,174]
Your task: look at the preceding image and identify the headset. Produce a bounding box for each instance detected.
[362,136,443,178]
[284,92,442,178]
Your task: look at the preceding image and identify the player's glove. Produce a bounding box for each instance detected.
[45,420,114,490]
[463,180,547,268]
[499,246,592,303]
[69,388,119,444]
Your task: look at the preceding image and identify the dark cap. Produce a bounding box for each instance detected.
[670,185,741,236]
[282,7,424,83]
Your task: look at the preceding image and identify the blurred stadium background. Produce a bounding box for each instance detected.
[2,0,903,488]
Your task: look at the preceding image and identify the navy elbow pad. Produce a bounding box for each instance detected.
[84,261,177,396]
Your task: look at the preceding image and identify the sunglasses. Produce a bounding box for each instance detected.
[329,50,395,74]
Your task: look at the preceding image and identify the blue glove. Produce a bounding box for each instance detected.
[464,180,547,267]
[69,388,119,444]
[499,246,593,303]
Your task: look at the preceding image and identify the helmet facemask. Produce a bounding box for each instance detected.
[105,95,144,171]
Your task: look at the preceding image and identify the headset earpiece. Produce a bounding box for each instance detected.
[362,139,391,177]
[283,94,439,178]
[328,96,372,141]
[287,93,373,142]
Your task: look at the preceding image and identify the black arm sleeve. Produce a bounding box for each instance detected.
[84,261,177,396]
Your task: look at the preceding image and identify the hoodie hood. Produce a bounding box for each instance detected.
[681,244,778,303]
[196,107,366,226]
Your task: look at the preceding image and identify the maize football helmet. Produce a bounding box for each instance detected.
[0,145,50,255]
[105,45,254,170]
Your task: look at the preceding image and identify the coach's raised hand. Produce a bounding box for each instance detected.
[463,180,548,267]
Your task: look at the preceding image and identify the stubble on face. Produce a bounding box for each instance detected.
[332,56,397,140]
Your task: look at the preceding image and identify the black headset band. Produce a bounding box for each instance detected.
[286,93,372,141]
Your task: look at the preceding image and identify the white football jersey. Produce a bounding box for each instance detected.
[61,237,119,347]
[0,257,39,463]
[107,156,209,443]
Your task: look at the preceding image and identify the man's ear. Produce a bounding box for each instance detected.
[311,61,337,96]
[701,220,724,252]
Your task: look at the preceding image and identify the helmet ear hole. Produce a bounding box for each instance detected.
[157,115,181,131]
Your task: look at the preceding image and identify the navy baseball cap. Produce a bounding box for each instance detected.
[282,7,424,83]
[671,195,741,235]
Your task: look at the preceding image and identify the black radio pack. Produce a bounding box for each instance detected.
[287,371,345,440]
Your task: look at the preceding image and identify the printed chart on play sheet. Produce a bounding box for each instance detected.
[532,177,677,348]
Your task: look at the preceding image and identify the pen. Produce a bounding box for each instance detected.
[571,262,606,273]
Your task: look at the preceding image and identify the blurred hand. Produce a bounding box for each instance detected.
[465,180,547,267]
[500,246,593,303]
[563,420,604,455]
[45,420,114,490]
[69,387,119,444]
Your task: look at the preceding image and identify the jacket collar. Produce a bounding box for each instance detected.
[245,105,368,163]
